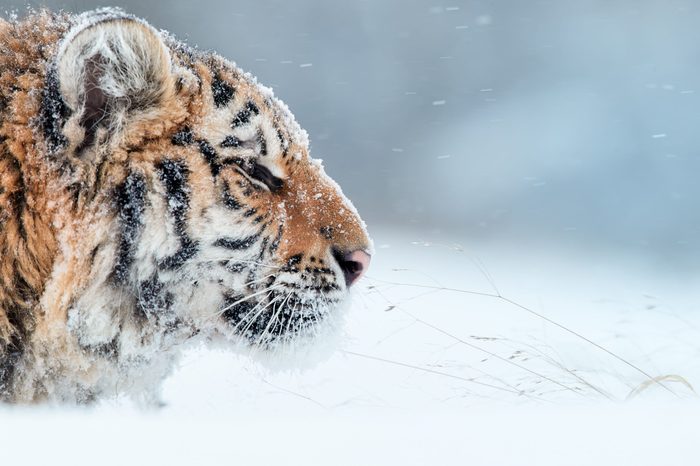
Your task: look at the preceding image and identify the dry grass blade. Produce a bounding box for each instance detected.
[498,296,678,397]
[366,276,678,397]
[626,374,697,400]
[402,310,586,397]
[342,350,549,400]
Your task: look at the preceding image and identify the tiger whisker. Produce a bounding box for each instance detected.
[218,284,282,314]
[255,290,292,346]
[187,271,277,289]
[281,292,300,340]
[238,294,286,339]
[200,257,283,270]
[203,284,282,322]
[215,291,283,337]
[226,299,271,334]
[219,297,270,333]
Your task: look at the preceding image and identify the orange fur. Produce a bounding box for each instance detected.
[0,12,67,352]
[0,10,371,403]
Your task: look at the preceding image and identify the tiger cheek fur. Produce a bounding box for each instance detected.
[0,9,371,404]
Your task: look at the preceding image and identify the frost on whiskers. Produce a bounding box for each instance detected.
[212,291,352,371]
[0,7,373,404]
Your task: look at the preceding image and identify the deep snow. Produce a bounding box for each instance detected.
[2,227,700,465]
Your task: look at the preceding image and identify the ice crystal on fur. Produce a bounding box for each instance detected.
[0,8,371,404]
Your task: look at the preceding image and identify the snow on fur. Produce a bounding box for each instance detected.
[0,8,372,404]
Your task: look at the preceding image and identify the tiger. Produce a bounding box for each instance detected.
[0,8,372,404]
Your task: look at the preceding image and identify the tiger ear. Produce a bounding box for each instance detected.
[56,14,175,151]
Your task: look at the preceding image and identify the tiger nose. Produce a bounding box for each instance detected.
[333,249,371,287]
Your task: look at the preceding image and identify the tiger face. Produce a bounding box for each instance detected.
[0,9,371,402]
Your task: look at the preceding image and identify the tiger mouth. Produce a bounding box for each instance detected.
[219,291,339,345]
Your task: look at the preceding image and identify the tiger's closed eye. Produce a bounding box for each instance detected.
[220,154,283,193]
[249,163,283,192]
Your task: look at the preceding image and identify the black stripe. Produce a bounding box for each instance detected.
[13,271,35,302]
[136,274,173,320]
[171,128,222,177]
[88,245,101,269]
[221,294,256,325]
[112,172,147,283]
[9,190,26,243]
[223,261,246,274]
[197,140,221,176]
[285,254,303,268]
[211,75,235,108]
[213,232,260,250]
[257,236,269,260]
[269,225,283,253]
[157,160,189,235]
[40,68,71,153]
[172,127,195,146]
[67,182,82,211]
[81,339,119,360]
[276,126,289,158]
[231,101,259,128]
[159,238,199,270]
[220,135,241,148]
[256,129,267,156]
[222,186,243,210]
[157,159,200,270]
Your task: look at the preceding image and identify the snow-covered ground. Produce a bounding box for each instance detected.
[3,227,700,465]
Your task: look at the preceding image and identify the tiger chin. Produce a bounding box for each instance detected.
[0,9,372,404]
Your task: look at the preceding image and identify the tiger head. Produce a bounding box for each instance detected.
[0,7,371,398]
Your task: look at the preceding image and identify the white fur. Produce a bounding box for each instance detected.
[56,9,174,145]
[8,9,369,404]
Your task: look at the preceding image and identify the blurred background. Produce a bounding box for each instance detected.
[4,0,700,268]
[4,4,700,455]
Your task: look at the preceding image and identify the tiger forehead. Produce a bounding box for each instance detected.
[163,63,301,185]
[0,10,372,404]
[196,63,295,142]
